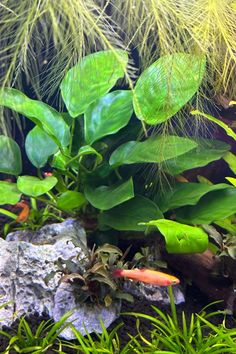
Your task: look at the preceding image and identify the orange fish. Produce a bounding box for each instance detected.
[112,268,180,286]
[15,201,30,223]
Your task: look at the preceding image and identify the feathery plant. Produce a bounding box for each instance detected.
[111,0,236,98]
[1,0,236,137]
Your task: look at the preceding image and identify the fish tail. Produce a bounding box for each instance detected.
[112,269,124,278]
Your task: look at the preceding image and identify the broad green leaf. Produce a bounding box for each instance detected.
[163,139,230,175]
[143,219,208,253]
[158,182,231,212]
[0,88,70,147]
[25,126,58,168]
[61,50,128,117]
[17,176,57,197]
[176,188,236,224]
[0,135,22,175]
[85,90,133,144]
[99,196,163,231]
[84,178,134,210]
[56,191,86,210]
[191,110,236,141]
[0,181,21,205]
[133,53,206,125]
[109,135,197,167]
[226,177,236,186]
[223,151,236,174]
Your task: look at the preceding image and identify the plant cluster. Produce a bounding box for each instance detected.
[1,49,236,259]
[46,243,133,307]
[0,289,235,353]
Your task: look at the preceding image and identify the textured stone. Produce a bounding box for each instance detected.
[0,238,18,326]
[53,282,121,339]
[123,280,185,305]
[0,219,122,338]
[4,219,89,319]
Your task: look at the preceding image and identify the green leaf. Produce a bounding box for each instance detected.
[109,135,197,167]
[191,110,236,141]
[227,245,236,259]
[99,196,163,231]
[17,176,58,197]
[0,135,22,175]
[143,219,208,253]
[25,126,58,168]
[163,138,230,175]
[61,50,128,117]
[158,182,231,213]
[51,149,70,171]
[133,53,206,125]
[226,177,236,186]
[85,90,133,144]
[0,181,21,205]
[95,244,123,256]
[176,188,236,224]
[56,191,86,210]
[223,151,236,174]
[78,145,103,165]
[0,88,70,147]
[215,218,236,235]
[84,178,134,210]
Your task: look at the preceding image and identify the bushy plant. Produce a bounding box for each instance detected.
[0,49,235,256]
[46,243,133,307]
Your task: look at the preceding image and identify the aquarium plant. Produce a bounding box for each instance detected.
[1,0,236,131]
[0,49,234,254]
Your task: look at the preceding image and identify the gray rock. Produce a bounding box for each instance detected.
[0,219,120,338]
[124,280,185,305]
[53,283,121,339]
[0,238,18,326]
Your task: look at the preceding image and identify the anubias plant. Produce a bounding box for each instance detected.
[0,49,229,254]
[142,108,236,257]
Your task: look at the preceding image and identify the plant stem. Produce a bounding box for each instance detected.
[168,285,178,328]
[30,198,38,211]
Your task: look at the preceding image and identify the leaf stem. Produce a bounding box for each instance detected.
[0,208,18,220]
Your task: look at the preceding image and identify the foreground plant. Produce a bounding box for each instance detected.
[1,290,235,354]
[125,287,236,354]
[0,310,74,354]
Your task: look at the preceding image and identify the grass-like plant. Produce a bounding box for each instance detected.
[0,310,74,354]
[0,290,235,353]
[124,286,236,353]
[61,322,134,354]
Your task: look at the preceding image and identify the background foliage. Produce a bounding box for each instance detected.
[1,0,236,134]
